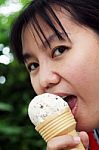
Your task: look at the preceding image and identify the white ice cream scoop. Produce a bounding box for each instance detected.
[28,93,85,149]
[28,93,68,126]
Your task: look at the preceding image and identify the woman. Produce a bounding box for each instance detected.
[10,0,99,149]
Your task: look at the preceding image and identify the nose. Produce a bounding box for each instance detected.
[39,61,61,90]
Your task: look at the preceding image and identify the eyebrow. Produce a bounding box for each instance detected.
[23,32,67,62]
[41,32,66,48]
[23,53,32,63]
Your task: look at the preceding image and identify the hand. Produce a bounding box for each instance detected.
[46,131,89,150]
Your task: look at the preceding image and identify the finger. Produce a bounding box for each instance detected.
[79,131,89,150]
[47,135,81,150]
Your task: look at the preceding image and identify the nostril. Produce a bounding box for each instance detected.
[46,83,56,90]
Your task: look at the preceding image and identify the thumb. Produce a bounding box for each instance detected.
[79,131,89,150]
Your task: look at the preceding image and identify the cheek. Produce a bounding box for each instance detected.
[66,62,90,89]
[30,75,42,95]
[30,76,38,93]
[61,52,96,96]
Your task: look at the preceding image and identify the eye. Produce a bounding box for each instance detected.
[28,62,39,72]
[52,45,70,58]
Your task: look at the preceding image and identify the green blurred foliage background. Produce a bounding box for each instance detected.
[0,0,46,149]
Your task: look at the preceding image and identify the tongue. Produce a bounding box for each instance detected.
[67,96,77,110]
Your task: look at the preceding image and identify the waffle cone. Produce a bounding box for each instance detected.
[36,108,85,150]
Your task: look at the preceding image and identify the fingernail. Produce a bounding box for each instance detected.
[73,136,80,144]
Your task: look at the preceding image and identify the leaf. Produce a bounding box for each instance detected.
[20,0,31,6]
[0,125,22,135]
[0,102,13,111]
[0,0,6,5]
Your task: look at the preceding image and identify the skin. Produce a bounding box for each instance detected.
[21,7,99,149]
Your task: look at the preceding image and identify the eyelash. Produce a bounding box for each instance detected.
[28,62,39,72]
[52,45,70,58]
[27,45,70,72]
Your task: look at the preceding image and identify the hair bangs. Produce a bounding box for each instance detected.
[11,0,99,62]
[23,1,69,49]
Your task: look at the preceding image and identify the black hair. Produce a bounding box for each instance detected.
[10,0,99,63]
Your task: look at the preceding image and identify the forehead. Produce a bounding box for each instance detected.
[22,21,57,54]
[23,10,69,39]
[21,6,78,54]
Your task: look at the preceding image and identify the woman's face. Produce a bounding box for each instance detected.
[22,9,99,131]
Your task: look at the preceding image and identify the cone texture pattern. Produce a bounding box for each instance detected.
[36,108,85,150]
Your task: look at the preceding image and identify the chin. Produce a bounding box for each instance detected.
[76,122,95,132]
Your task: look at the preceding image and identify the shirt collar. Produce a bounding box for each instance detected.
[94,129,99,144]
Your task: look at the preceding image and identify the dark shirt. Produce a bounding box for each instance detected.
[94,129,99,144]
[88,129,99,150]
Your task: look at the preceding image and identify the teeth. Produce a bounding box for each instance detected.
[62,95,73,102]
[62,96,68,99]
[62,96,69,101]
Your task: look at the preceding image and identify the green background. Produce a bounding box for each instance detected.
[0,0,46,149]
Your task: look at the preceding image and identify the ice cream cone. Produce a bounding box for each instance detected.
[36,107,85,150]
